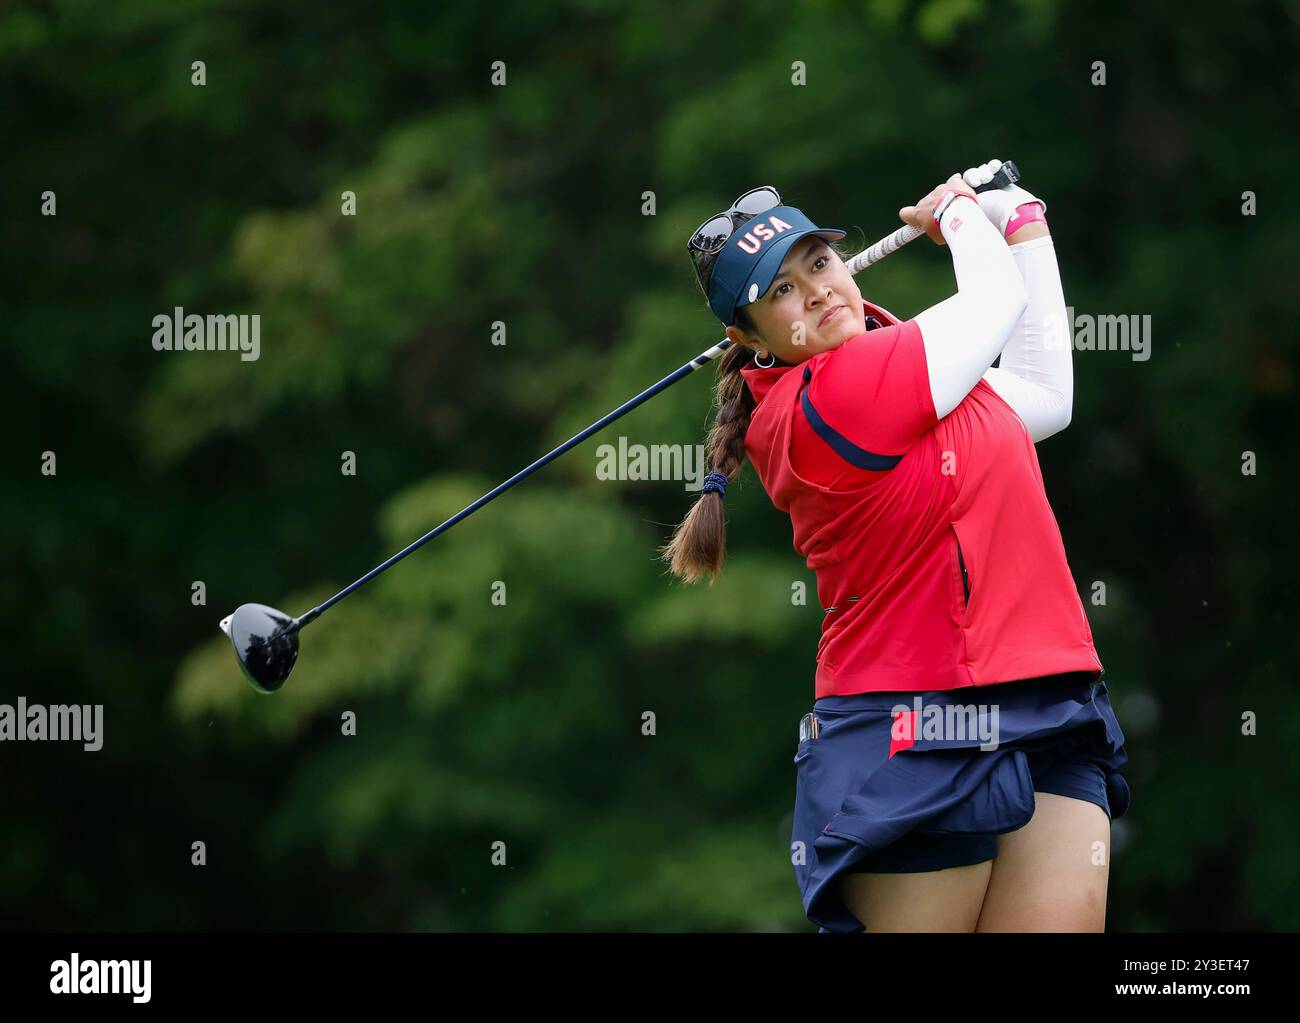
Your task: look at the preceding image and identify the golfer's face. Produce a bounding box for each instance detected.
[743,237,867,362]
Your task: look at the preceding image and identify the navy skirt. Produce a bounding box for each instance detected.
[790,671,1131,933]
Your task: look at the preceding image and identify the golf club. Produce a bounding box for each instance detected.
[220,161,1021,693]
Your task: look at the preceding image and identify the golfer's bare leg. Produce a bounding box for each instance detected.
[839,860,993,932]
[974,792,1110,932]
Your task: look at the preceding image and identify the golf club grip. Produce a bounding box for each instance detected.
[847,224,923,273]
[846,160,1020,274]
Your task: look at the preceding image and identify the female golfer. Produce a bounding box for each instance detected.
[662,163,1130,933]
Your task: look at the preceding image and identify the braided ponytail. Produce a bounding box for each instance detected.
[659,310,759,585]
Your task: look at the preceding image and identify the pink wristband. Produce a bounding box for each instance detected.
[932,188,976,223]
[1004,202,1047,237]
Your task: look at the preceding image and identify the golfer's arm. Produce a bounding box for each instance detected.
[981,234,1075,442]
[914,196,1028,420]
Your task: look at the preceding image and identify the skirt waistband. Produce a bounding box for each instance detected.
[812,670,1102,715]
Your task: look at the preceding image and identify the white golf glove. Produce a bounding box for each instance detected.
[957,158,1046,235]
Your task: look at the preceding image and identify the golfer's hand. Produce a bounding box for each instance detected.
[899,175,977,245]
[958,158,1045,235]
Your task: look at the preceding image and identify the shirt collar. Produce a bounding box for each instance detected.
[738,356,795,406]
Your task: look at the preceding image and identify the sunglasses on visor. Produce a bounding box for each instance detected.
[687,186,782,285]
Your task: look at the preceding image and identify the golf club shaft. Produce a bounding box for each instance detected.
[295,224,917,629]
[297,166,1020,629]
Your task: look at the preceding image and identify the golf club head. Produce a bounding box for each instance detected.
[219,603,300,694]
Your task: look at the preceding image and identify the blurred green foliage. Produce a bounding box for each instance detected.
[2,0,1297,931]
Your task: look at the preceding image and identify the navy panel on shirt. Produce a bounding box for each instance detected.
[800,364,903,471]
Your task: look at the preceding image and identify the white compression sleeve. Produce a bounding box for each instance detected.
[914,196,1028,420]
[981,235,1074,442]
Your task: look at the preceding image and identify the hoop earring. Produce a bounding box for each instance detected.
[753,350,776,369]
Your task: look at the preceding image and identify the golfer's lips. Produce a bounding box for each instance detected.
[819,304,845,327]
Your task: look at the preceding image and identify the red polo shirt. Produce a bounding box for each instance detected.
[741,301,1102,697]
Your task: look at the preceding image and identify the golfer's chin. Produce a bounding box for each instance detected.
[817,319,867,352]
